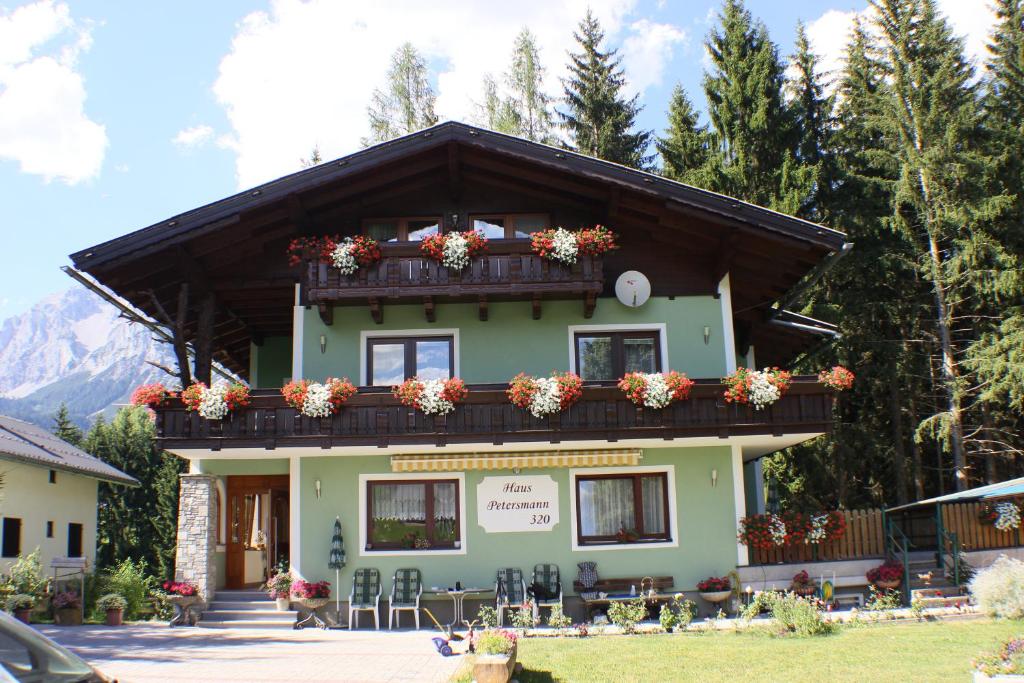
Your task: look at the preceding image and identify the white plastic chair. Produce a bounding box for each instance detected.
[388,568,423,630]
[348,568,382,630]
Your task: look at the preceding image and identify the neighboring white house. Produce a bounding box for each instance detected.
[0,415,137,573]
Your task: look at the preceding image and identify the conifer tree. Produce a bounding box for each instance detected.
[507,28,556,143]
[560,10,652,168]
[478,74,518,135]
[52,403,83,448]
[363,43,438,146]
[656,84,713,184]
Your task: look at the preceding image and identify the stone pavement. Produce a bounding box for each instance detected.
[39,623,465,683]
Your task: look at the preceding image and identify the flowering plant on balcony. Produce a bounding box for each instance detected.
[723,367,792,410]
[130,383,171,408]
[618,371,694,409]
[393,377,468,416]
[696,576,731,592]
[818,365,855,391]
[180,380,250,420]
[281,378,357,417]
[420,230,487,270]
[162,580,198,597]
[738,511,845,550]
[292,579,331,599]
[806,511,846,544]
[286,234,341,267]
[865,561,904,585]
[981,501,1022,531]
[529,226,618,265]
[330,235,382,275]
[507,372,583,417]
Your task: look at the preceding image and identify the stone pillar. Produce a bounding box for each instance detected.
[175,474,217,602]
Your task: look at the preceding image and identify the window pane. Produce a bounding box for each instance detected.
[407,220,440,241]
[473,218,505,239]
[365,221,399,242]
[623,337,658,373]
[433,483,457,544]
[370,483,426,546]
[577,336,613,380]
[641,476,666,535]
[579,478,635,536]
[415,340,451,380]
[511,215,546,238]
[371,343,406,385]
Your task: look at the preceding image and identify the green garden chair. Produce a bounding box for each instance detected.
[495,567,528,627]
[532,563,563,621]
[388,568,423,630]
[348,568,382,630]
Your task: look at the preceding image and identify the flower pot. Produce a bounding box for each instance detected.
[275,597,291,611]
[699,590,732,604]
[13,608,31,624]
[55,607,82,626]
[473,642,518,683]
[874,579,901,590]
[105,608,123,626]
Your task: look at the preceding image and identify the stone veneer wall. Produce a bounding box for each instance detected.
[175,474,217,601]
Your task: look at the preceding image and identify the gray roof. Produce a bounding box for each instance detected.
[0,416,138,486]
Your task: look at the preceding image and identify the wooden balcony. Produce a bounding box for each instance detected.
[153,378,834,451]
[303,240,604,324]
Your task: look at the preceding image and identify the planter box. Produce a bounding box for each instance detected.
[473,643,518,683]
[106,608,123,626]
[55,608,82,626]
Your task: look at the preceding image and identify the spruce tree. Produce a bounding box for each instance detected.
[52,403,83,447]
[363,43,438,146]
[560,10,652,168]
[656,84,713,184]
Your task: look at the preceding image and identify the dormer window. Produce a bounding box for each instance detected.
[363,217,442,242]
[470,213,548,239]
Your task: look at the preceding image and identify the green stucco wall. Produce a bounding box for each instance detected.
[287,446,737,601]
[251,336,292,388]
[301,295,727,383]
[200,459,290,476]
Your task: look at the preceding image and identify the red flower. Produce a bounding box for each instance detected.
[818,365,855,391]
[130,383,169,408]
[285,235,340,266]
[866,561,903,584]
[697,576,731,592]
[576,225,619,255]
[617,371,693,407]
[507,373,539,410]
[722,367,792,405]
[292,579,331,599]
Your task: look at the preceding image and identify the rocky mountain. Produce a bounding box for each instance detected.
[0,287,171,428]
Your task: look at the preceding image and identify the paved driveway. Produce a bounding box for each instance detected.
[40,624,464,683]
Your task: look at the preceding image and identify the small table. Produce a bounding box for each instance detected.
[431,587,489,628]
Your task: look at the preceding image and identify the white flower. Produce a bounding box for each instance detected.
[769,515,787,546]
[747,370,781,410]
[441,232,470,270]
[807,514,829,544]
[198,381,231,420]
[301,382,333,417]
[549,228,579,265]
[418,379,455,415]
[529,377,562,417]
[640,373,672,409]
[995,502,1021,532]
[330,239,359,275]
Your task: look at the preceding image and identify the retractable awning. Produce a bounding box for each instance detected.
[886,475,1024,512]
[390,448,642,472]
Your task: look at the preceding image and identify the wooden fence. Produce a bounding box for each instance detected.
[750,508,885,565]
[941,500,1024,552]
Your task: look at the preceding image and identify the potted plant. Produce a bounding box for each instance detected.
[790,570,817,597]
[473,629,518,683]
[5,594,35,624]
[697,576,732,605]
[162,580,201,626]
[264,572,293,611]
[615,526,639,543]
[866,560,904,590]
[96,594,127,626]
[52,591,82,626]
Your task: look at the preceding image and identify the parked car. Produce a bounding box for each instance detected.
[0,610,111,682]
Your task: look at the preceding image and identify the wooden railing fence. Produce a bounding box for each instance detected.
[750,508,885,565]
[941,500,1024,552]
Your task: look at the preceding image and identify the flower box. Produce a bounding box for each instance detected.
[54,608,82,626]
[698,590,732,604]
[473,642,518,683]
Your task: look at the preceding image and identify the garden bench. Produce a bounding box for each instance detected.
[573,576,674,620]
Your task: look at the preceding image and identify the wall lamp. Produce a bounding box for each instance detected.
[711,469,718,488]
[703,326,711,345]
[320,334,327,354]
[315,479,322,499]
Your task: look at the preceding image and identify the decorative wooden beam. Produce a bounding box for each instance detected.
[194,293,216,385]
[368,297,383,324]
[583,292,596,319]
[532,294,542,320]
[478,295,488,321]
[317,303,334,326]
[423,296,436,323]
[713,229,738,286]
[447,142,462,201]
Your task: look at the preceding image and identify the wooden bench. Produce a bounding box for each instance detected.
[573,576,675,620]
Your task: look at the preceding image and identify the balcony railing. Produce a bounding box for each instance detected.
[303,240,604,323]
[154,378,834,451]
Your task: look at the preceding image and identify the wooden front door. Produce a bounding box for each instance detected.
[225,475,289,589]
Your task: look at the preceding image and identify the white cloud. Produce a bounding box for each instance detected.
[210,0,675,188]
[0,0,106,185]
[621,19,687,96]
[172,124,214,150]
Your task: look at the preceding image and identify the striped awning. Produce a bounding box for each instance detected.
[390,448,642,472]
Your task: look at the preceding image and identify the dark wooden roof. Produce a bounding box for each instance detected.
[69,121,849,376]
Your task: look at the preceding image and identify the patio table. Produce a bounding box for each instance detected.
[430,587,490,628]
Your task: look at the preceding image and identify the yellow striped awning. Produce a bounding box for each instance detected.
[390,449,642,472]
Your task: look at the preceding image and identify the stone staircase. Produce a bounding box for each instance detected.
[198,590,298,629]
[906,558,970,609]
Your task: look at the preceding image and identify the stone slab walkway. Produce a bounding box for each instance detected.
[39,624,464,683]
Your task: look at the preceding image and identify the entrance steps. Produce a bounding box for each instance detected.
[905,562,970,609]
[198,590,298,629]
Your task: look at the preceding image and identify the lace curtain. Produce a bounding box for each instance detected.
[578,476,665,536]
[371,482,456,521]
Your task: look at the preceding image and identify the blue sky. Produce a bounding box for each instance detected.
[0,0,995,317]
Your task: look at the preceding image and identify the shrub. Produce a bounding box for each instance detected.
[52,591,82,610]
[546,604,572,630]
[475,629,517,655]
[476,605,498,628]
[103,559,156,620]
[96,594,128,612]
[970,555,1024,619]
[865,585,901,612]
[2,551,46,598]
[510,603,537,634]
[866,560,904,585]
[659,604,677,631]
[607,598,648,634]
[744,592,835,637]
[5,594,35,611]
[659,594,696,632]
[264,572,292,599]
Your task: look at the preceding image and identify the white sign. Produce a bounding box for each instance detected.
[476,475,559,533]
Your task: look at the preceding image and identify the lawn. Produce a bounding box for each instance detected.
[454,618,1021,682]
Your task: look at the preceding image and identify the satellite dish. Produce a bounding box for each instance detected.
[615,271,651,307]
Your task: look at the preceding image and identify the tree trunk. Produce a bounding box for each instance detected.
[194,293,216,386]
[888,375,909,505]
[173,284,192,389]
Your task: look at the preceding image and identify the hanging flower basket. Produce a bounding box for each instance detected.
[818,365,855,391]
[991,502,1022,531]
[181,381,250,420]
[507,372,583,417]
[723,367,792,410]
[618,371,694,409]
[282,378,357,417]
[393,377,468,416]
[130,383,171,408]
[529,226,618,265]
[420,230,488,270]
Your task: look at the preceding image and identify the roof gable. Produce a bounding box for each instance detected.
[0,416,138,486]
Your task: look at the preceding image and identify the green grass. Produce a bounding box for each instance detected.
[453,618,1022,682]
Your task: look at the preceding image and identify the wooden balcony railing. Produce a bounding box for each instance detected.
[154,378,834,451]
[303,240,604,324]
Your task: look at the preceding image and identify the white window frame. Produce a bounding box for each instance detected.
[358,472,468,557]
[567,323,669,376]
[359,328,461,386]
[568,464,678,552]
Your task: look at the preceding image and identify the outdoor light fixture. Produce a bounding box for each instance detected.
[703,326,711,345]
[711,469,718,487]
[320,335,327,354]
[315,479,322,499]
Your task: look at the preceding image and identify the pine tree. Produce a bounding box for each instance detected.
[507,28,556,143]
[560,10,652,168]
[656,84,713,184]
[52,403,83,448]
[300,146,322,168]
[478,74,519,135]
[363,43,438,146]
